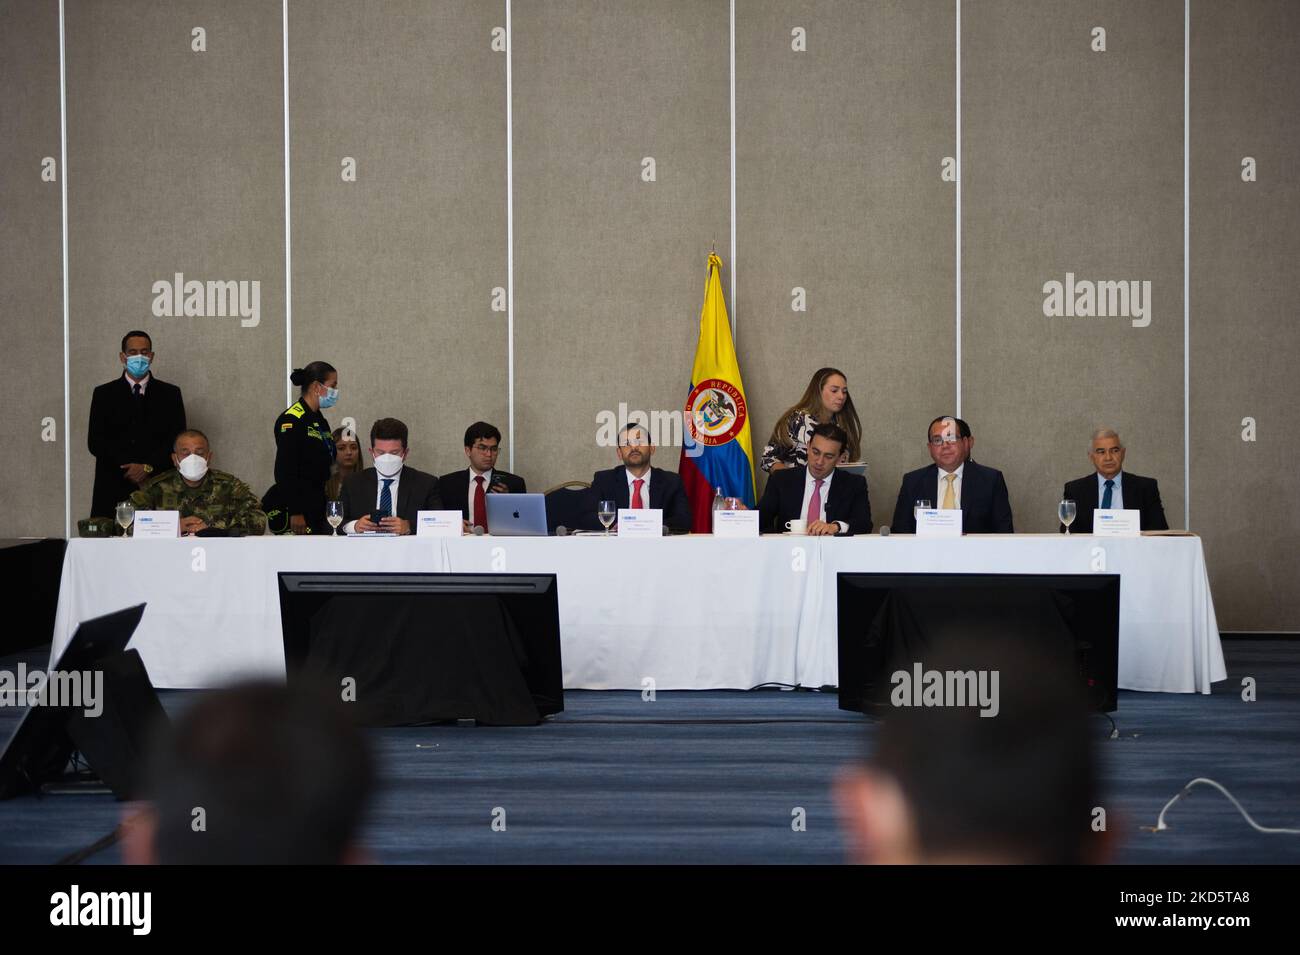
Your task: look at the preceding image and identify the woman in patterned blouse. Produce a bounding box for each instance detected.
[761,367,862,472]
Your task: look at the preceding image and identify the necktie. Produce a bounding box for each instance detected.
[473,475,488,531]
[806,478,824,524]
[132,383,142,398]
[1101,479,1114,510]
[631,478,645,509]
[379,479,394,517]
[942,473,957,510]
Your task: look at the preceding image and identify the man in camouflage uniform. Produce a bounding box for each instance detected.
[130,429,267,535]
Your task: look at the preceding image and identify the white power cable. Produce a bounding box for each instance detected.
[1153,777,1300,834]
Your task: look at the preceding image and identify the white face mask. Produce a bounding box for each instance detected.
[374,453,404,478]
[177,453,209,482]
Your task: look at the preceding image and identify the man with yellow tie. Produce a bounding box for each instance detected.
[890,416,1014,534]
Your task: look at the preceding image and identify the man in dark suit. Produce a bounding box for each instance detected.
[891,416,1014,534]
[757,422,872,535]
[87,330,187,518]
[340,418,442,535]
[438,421,526,533]
[587,423,692,531]
[1061,428,1168,533]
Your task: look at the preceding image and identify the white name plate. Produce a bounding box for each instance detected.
[1092,508,1141,537]
[713,510,759,537]
[916,509,963,537]
[417,510,465,537]
[133,510,180,538]
[617,508,663,538]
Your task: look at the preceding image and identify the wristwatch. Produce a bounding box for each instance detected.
[143,464,154,475]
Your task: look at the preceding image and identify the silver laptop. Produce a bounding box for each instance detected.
[485,493,549,536]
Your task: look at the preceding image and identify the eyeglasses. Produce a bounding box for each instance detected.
[928,436,962,446]
[472,444,500,454]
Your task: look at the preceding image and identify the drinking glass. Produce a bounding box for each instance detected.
[1059,499,1077,534]
[115,501,135,538]
[913,499,932,522]
[326,501,343,535]
[597,500,617,535]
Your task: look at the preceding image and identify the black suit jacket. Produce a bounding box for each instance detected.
[87,374,187,518]
[891,460,1014,534]
[758,466,872,535]
[1061,471,1169,533]
[588,465,692,531]
[437,468,527,520]
[340,466,442,531]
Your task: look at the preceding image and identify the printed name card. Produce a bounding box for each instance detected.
[417,511,465,537]
[132,511,180,539]
[1092,509,1141,537]
[617,509,663,538]
[713,510,759,538]
[916,509,963,537]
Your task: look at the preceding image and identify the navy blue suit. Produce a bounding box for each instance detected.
[890,460,1014,534]
[588,465,692,532]
[758,466,872,535]
[1061,472,1168,533]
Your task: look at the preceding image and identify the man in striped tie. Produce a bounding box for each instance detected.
[339,418,443,535]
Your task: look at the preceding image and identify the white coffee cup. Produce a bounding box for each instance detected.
[785,519,807,535]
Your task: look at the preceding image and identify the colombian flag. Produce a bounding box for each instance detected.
[679,253,757,531]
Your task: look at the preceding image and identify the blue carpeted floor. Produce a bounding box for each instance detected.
[1,640,1297,864]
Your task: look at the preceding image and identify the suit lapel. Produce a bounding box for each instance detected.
[396,472,411,516]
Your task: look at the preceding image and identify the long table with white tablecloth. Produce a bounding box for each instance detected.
[49,534,1226,693]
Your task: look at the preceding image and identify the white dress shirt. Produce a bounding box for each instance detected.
[800,468,847,534]
[124,371,151,394]
[625,467,651,506]
[343,470,402,534]
[1096,471,1124,510]
[937,462,965,509]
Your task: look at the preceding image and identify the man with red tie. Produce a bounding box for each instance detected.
[588,423,692,532]
[757,422,872,535]
[438,422,527,533]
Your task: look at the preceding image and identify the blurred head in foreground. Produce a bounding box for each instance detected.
[836,635,1104,864]
[123,681,374,864]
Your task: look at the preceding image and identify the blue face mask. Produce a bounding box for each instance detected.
[125,355,151,378]
[319,386,339,410]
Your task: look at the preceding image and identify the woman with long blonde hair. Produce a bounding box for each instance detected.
[761,367,862,472]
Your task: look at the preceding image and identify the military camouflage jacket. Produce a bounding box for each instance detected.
[129,468,267,535]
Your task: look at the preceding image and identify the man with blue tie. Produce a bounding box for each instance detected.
[1060,428,1168,533]
[340,418,442,535]
[890,416,1014,534]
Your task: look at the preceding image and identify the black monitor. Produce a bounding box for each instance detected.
[837,573,1119,713]
[277,573,563,726]
[0,603,165,799]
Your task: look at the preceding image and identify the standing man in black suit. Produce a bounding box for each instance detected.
[891,416,1014,534]
[87,331,187,518]
[756,422,872,535]
[438,421,527,533]
[588,423,692,531]
[1061,428,1169,533]
[340,418,442,535]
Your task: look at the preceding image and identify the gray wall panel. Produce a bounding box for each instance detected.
[289,0,507,479]
[962,0,1185,534]
[65,0,285,516]
[737,0,956,509]
[512,0,730,492]
[0,0,65,536]
[1190,0,1300,629]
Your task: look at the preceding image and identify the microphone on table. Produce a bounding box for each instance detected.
[879,525,890,537]
[555,526,569,537]
[471,525,485,536]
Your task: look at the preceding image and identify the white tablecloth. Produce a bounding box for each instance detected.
[50,534,1226,693]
